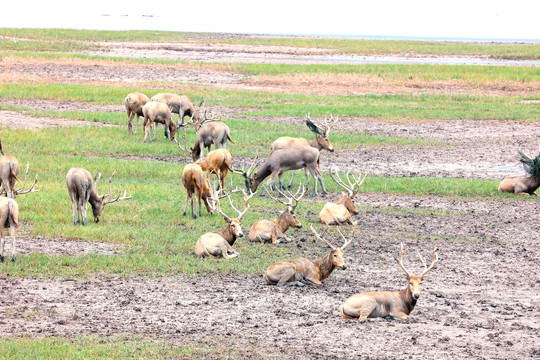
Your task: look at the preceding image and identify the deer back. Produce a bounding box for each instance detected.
[66,167,94,199]
[0,156,20,184]
[125,92,149,116]
[271,137,310,151]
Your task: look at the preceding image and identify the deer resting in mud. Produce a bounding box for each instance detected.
[195,187,255,258]
[272,113,338,188]
[124,92,149,135]
[151,93,204,127]
[178,120,235,161]
[319,169,366,225]
[248,184,305,244]
[182,164,214,219]
[66,168,133,225]
[498,151,540,195]
[340,244,439,322]
[0,157,39,199]
[264,225,352,286]
[142,101,178,143]
[0,197,19,262]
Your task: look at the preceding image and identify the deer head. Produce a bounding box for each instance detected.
[310,225,353,270]
[265,183,305,229]
[229,153,259,193]
[328,169,366,215]
[396,243,439,300]
[92,171,133,223]
[305,113,338,152]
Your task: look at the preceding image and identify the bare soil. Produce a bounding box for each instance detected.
[14,234,120,256]
[0,110,114,129]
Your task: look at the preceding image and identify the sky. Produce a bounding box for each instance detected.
[3,0,539,41]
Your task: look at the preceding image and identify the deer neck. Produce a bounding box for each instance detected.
[335,194,349,205]
[254,163,272,183]
[88,187,102,208]
[398,287,417,315]
[217,224,237,246]
[529,176,540,192]
[308,138,322,150]
[195,160,208,172]
[313,252,335,281]
[273,212,290,233]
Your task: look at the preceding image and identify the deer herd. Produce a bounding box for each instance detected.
[2,89,538,324]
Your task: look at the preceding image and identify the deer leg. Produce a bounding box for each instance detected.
[182,191,190,216]
[72,201,79,224]
[191,196,197,219]
[303,277,323,285]
[9,225,16,262]
[135,114,140,135]
[0,228,5,263]
[178,110,184,128]
[127,111,135,135]
[287,170,297,188]
[164,122,169,139]
[144,121,150,143]
[277,267,297,285]
[389,311,411,321]
[153,122,157,141]
[278,173,286,192]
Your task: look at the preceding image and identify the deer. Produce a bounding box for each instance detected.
[498,151,540,195]
[178,119,235,161]
[248,184,305,244]
[319,169,367,225]
[181,163,214,219]
[0,197,19,262]
[232,146,327,197]
[340,243,439,322]
[151,93,204,128]
[142,101,178,143]
[264,225,352,286]
[272,113,338,188]
[0,157,39,199]
[66,168,133,225]
[194,186,255,258]
[124,92,149,135]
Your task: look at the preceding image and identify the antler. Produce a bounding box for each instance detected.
[208,183,233,222]
[230,187,255,221]
[102,171,133,205]
[328,168,367,197]
[396,243,412,277]
[14,162,39,195]
[310,224,336,250]
[265,183,306,213]
[305,113,339,136]
[228,152,259,178]
[417,248,439,278]
[336,224,355,250]
[177,127,191,154]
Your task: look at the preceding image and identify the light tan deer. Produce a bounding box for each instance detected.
[498,151,540,195]
[0,157,39,199]
[151,93,204,127]
[0,197,19,263]
[264,225,353,286]
[66,168,133,225]
[340,244,439,321]
[179,119,235,162]
[124,92,149,135]
[319,169,367,225]
[195,187,255,258]
[142,101,178,143]
[272,114,338,188]
[248,184,305,244]
[181,163,214,219]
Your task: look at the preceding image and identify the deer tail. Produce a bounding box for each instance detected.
[226,129,236,144]
[8,201,19,228]
[124,95,131,115]
[8,161,20,183]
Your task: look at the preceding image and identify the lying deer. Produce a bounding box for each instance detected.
[179,119,235,161]
[320,169,366,225]
[195,187,255,258]
[498,151,540,195]
[124,92,149,135]
[151,93,204,127]
[248,184,305,244]
[0,157,39,199]
[142,101,178,143]
[340,244,439,321]
[182,163,213,219]
[0,197,19,262]
[264,225,352,286]
[66,168,133,225]
[272,113,338,188]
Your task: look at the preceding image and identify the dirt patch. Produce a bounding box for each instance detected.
[0,110,114,129]
[13,235,120,256]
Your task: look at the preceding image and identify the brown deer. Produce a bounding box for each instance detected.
[340,244,439,321]
[498,151,540,195]
[151,93,204,127]
[124,92,149,135]
[0,197,19,262]
[181,163,214,219]
[195,187,255,258]
[272,114,338,188]
[248,184,305,244]
[0,157,39,199]
[319,169,367,225]
[142,101,178,143]
[66,168,133,225]
[264,225,352,286]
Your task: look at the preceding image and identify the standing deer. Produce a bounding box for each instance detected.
[181,163,214,219]
[499,151,540,195]
[264,225,352,286]
[340,244,439,321]
[248,184,305,244]
[0,197,19,262]
[195,187,255,258]
[272,113,338,188]
[66,168,133,225]
[178,120,235,161]
[319,169,367,225]
[0,157,39,199]
[151,93,204,127]
[142,101,178,143]
[124,92,149,135]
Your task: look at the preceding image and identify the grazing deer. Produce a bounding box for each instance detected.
[264,225,352,286]
[181,164,214,219]
[151,93,204,127]
[320,169,366,225]
[499,151,540,195]
[0,197,19,262]
[142,101,178,143]
[124,92,149,135]
[195,187,255,258]
[248,184,305,244]
[272,113,338,188]
[66,168,133,225]
[340,244,439,321]
[178,120,235,161]
[195,149,232,190]
[0,157,39,199]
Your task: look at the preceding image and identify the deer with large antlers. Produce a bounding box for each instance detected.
[499,151,540,195]
[0,197,19,262]
[181,164,214,219]
[178,120,235,162]
[320,169,367,225]
[195,187,255,258]
[264,225,352,286]
[340,244,439,321]
[0,156,39,199]
[66,168,133,225]
[248,184,305,244]
[124,92,149,135]
[151,93,204,128]
[272,113,338,188]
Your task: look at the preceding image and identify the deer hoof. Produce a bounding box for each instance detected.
[192,214,198,219]
[10,255,15,262]
[0,255,4,263]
